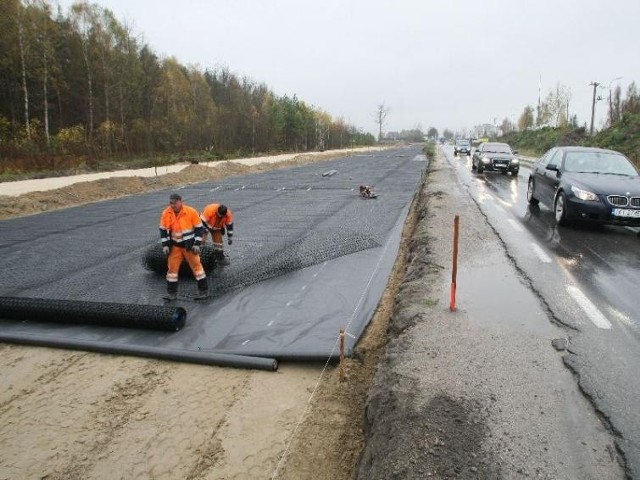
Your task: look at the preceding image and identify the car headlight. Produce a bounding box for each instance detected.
[571,185,598,201]
[482,157,490,164]
[511,158,519,164]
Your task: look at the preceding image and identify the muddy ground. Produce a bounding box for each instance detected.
[0,148,421,480]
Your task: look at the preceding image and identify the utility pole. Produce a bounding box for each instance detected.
[589,81,600,136]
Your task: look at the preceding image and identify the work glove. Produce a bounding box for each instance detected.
[192,245,201,255]
[220,227,226,236]
[162,246,170,256]
[228,237,233,245]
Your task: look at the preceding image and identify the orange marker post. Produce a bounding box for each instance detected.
[450,215,459,311]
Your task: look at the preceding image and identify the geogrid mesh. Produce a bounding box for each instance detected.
[0,149,426,361]
[0,154,421,304]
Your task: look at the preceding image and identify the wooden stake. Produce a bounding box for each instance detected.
[450,215,459,312]
[339,329,345,382]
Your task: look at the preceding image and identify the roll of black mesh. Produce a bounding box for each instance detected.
[0,297,186,332]
[143,243,218,276]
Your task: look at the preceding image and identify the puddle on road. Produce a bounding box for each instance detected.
[454,265,551,333]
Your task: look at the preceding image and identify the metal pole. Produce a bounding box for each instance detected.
[589,81,600,136]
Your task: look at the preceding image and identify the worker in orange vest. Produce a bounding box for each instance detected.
[159,193,208,300]
[200,203,234,266]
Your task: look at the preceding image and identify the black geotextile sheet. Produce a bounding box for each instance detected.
[0,147,427,364]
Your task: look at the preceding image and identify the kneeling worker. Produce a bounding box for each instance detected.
[159,193,208,300]
[200,203,234,265]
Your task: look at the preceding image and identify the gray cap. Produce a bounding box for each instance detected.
[169,193,182,202]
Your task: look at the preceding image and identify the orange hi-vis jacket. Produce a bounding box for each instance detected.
[200,204,234,237]
[159,204,204,249]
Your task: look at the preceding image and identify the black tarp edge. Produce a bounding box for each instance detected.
[0,332,278,371]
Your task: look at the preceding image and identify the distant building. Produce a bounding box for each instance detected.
[472,123,499,138]
[385,131,400,141]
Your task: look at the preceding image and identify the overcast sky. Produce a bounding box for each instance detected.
[57,0,640,137]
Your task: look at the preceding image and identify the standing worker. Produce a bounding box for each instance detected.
[200,203,234,266]
[159,193,208,300]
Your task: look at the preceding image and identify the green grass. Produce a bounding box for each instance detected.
[424,142,436,160]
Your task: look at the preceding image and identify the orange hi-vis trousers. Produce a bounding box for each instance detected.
[166,247,206,283]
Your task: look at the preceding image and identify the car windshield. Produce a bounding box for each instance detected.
[456,140,470,146]
[484,144,512,154]
[563,152,638,176]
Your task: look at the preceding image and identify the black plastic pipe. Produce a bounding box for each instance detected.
[0,297,186,332]
[0,332,278,370]
[212,349,347,362]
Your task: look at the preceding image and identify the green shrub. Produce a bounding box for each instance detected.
[55,125,86,155]
[423,141,436,160]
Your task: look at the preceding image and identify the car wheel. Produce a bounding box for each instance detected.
[527,178,539,205]
[554,191,568,225]
[477,164,484,173]
[512,169,519,176]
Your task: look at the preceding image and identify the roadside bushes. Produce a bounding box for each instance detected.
[591,113,640,164]
[424,142,436,160]
[500,127,588,156]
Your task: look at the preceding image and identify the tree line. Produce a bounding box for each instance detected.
[514,81,640,133]
[0,0,374,170]
[499,82,640,162]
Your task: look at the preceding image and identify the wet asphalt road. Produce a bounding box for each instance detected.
[445,146,640,477]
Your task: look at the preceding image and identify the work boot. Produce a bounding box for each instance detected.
[194,278,209,300]
[216,251,230,266]
[164,281,178,301]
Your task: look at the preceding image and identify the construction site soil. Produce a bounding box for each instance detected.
[0,148,425,479]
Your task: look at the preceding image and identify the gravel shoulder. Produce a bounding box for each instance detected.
[357,147,625,479]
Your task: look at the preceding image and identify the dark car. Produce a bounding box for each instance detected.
[526,146,640,226]
[454,139,471,156]
[471,142,519,175]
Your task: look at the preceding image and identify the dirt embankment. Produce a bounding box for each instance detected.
[0,151,367,220]
[0,147,423,479]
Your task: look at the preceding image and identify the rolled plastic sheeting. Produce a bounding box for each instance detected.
[0,332,278,371]
[0,297,186,332]
[214,349,343,362]
[143,243,218,277]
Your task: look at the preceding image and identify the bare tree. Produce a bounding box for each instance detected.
[540,83,572,127]
[621,82,640,115]
[518,105,535,131]
[375,103,389,141]
[500,117,515,134]
[71,2,98,139]
[16,0,30,139]
[608,85,622,125]
[33,0,52,147]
